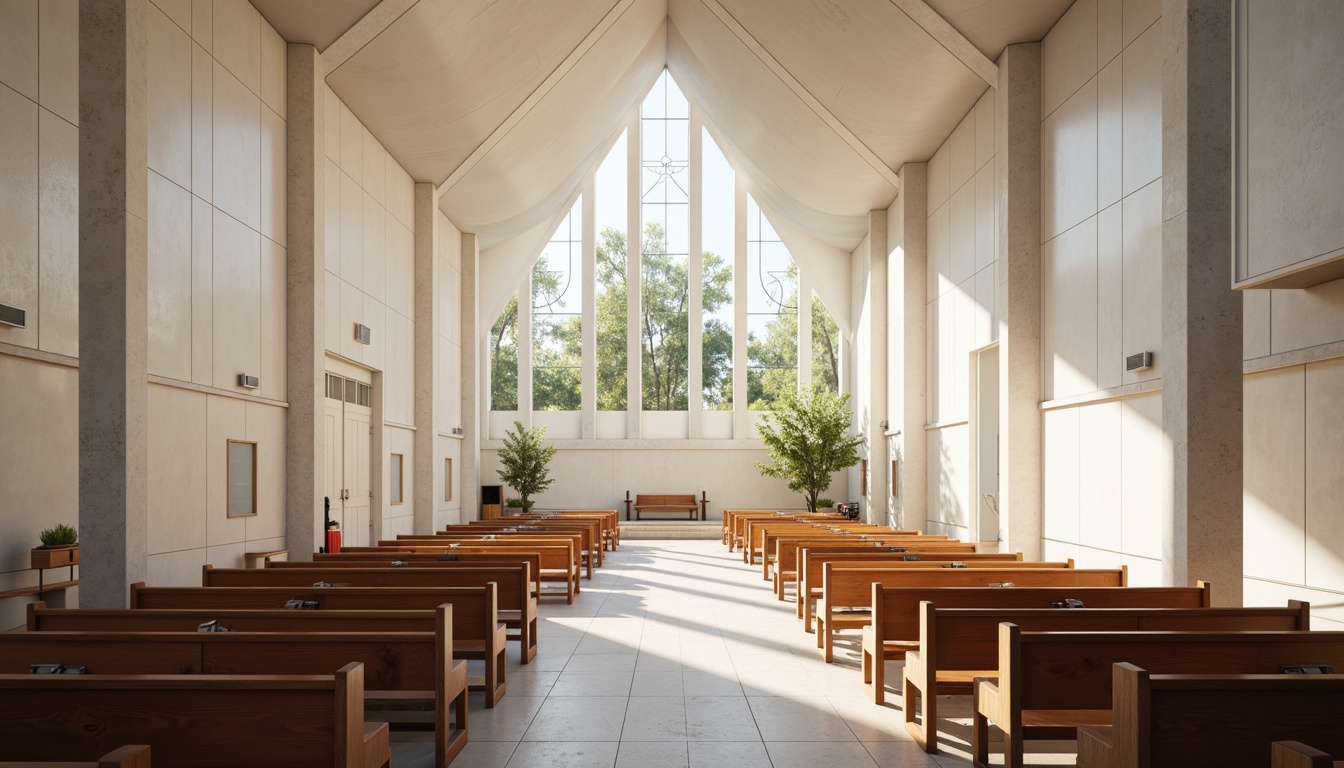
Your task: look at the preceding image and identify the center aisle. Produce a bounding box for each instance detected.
[395,539,1072,768]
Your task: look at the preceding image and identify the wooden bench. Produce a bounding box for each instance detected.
[309,549,548,598]
[631,493,701,521]
[0,662,389,768]
[1,607,468,768]
[722,509,791,548]
[744,520,893,564]
[1272,741,1344,768]
[131,582,509,706]
[899,600,1309,751]
[458,522,601,570]
[542,510,621,550]
[405,530,593,578]
[202,563,538,664]
[0,746,151,768]
[761,529,931,580]
[974,627,1344,768]
[855,583,1210,709]
[1075,665,1344,768]
[796,546,993,626]
[776,543,1019,600]
[817,565,1127,662]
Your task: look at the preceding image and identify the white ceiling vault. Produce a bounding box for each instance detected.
[251,0,1071,257]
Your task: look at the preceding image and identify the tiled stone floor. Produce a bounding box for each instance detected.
[391,540,1075,767]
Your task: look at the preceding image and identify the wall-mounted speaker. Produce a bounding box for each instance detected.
[238,373,261,389]
[0,303,26,328]
[451,427,464,435]
[354,323,372,345]
[1125,351,1153,372]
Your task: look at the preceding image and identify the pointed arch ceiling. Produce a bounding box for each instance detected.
[251,0,1071,252]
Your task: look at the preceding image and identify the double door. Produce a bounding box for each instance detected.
[324,372,372,548]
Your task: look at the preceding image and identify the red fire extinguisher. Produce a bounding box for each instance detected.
[326,519,342,554]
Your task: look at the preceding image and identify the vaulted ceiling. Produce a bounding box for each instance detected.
[251,0,1071,256]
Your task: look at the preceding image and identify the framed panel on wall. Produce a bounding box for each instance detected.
[227,440,257,518]
[390,453,404,505]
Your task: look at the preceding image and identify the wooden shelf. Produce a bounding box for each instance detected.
[0,579,78,600]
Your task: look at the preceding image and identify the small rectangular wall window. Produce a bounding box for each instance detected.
[390,453,404,505]
[444,458,453,502]
[227,440,257,518]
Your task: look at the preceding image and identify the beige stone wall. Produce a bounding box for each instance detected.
[921,87,997,541]
[1237,2,1344,621]
[1035,0,1166,584]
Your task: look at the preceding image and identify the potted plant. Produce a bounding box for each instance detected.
[32,524,79,569]
[496,421,557,513]
[755,388,865,513]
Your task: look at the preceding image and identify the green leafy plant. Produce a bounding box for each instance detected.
[496,421,557,512]
[815,498,835,511]
[38,524,78,548]
[755,388,865,513]
[505,498,527,509]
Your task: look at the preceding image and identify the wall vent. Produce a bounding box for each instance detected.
[0,303,26,328]
[238,373,261,389]
[354,323,372,345]
[1125,351,1153,372]
[451,427,464,436]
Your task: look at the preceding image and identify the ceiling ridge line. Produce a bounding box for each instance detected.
[886,0,998,88]
[321,0,421,75]
[437,0,641,196]
[693,0,900,191]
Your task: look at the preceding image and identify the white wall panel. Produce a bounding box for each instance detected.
[246,401,286,540]
[0,0,39,100]
[1121,180,1161,384]
[363,132,385,206]
[1078,401,1122,551]
[38,109,78,357]
[211,61,261,231]
[1096,203,1123,389]
[147,385,207,554]
[191,197,214,384]
[1269,278,1344,355]
[1119,393,1164,560]
[148,5,192,188]
[148,171,193,380]
[259,21,285,119]
[260,238,286,401]
[191,42,213,201]
[1041,0,1097,117]
[1041,79,1097,241]
[1120,22,1162,197]
[212,0,260,95]
[1305,359,1344,590]
[1243,367,1306,584]
[1043,407,1080,543]
[1043,216,1098,399]
[37,0,76,125]
[212,209,261,390]
[260,105,285,244]
[0,83,38,351]
[206,395,248,546]
[363,191,386,303]
[950,183,975,286]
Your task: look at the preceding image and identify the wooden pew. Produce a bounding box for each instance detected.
[974,627,1344,768]
[1074,665,1344,768]
[130,582,510,707]
[775,542,1019,600]
[898,599,1310,751]
[0,662,389,768]
[816,565,1126,662]
[310,549,546,596]
[855,583,1210,700]
[547,510,620,550]
[0,746,151,768]
[727,511,842,553]
[457,521,602,570]
[744,520,894,565]
[1271,741,1344,768]
[631,493,699,520]
[202,563,538,664]
[796,546,998,626]
[401,531,591,579]
[0,607,468,768]
[722,509,787,548]
[760,529,932,580]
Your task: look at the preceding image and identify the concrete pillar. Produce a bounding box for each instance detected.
[865,211,889,523]
[412,183,438,533]
[461,233,482,521]
[1161,0,1240,603]
[284,44,326,560]
[996,43,1043,560]
[580,174,597,439]
[79,0,150,607]
[889,164,928,531]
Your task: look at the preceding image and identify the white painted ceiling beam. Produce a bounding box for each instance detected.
[695,0,900,192]
[887,0,998,88]
[321,0,421,74]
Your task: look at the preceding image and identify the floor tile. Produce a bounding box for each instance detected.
[523,696,629,741]
[615,741,689,768]
[765,741,880,767]
[688,741,773,768]
[505,741,618,768]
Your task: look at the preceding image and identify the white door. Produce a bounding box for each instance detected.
[323,372,373,549]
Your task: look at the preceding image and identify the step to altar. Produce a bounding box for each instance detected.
[619,521,722,540]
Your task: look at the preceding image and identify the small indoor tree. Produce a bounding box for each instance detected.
[496,421,558,511]
[755,387,864,513]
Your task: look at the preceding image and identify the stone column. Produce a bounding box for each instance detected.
[412,183,438,533]
[865,211,890,523]
[284,44,325,560]
[79,0,150,608]
[460,233,482,520]
[1162,0,1240,603]
[889,164,928,531]
[996,43,1043,560]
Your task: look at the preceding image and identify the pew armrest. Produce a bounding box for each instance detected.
[1076,726,1115,768]
[362,721,391,768]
